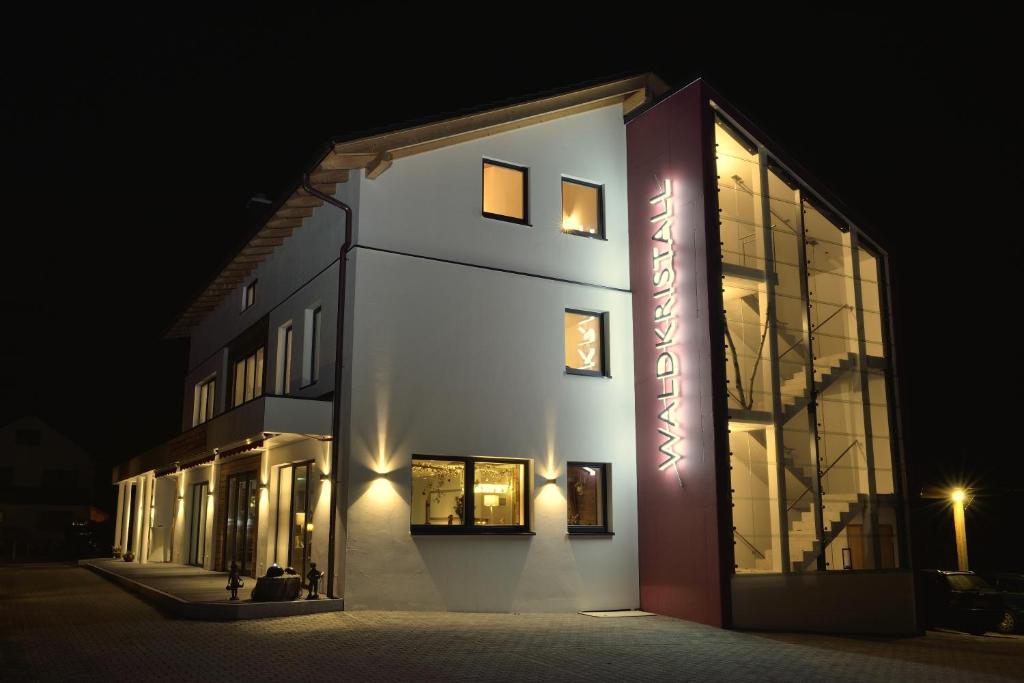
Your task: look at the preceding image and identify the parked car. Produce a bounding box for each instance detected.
[920,570,1004,635]
[978,572,1024,633]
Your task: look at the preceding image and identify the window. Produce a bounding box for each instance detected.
[561,178,604,238]
[194,376,216,425]
[242,280,257,311]
[232,347,265,407]
[567,463,609,533]
[411,456,529,533]
[307,307,322,385]
[564,309,607,376]
[482,159,528,225]
[278,324,293,394]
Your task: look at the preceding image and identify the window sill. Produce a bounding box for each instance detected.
[482,212,531,227]
[562,230,607,241]
[568,531,614,537]
[565,368,610,378]
[410,529,535,536]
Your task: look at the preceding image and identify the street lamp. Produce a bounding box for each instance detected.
[951,488,969,571]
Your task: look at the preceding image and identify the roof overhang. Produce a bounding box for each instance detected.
[112,395,332,483]
[165,73,669,338]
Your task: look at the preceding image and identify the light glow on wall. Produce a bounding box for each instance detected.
[649,179,683,472]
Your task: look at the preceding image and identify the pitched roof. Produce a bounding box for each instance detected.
[165,73,669,338]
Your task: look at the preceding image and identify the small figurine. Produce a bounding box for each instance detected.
[226,561,245,600]
[306,562,324,600]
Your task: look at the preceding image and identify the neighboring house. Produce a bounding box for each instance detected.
[110,75,916,634]
[0,416,96,558]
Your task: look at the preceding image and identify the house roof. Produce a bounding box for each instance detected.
[165,73,670,339]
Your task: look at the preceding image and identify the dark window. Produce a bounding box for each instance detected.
[232,347,265,407]
[567,463,610,533]
[44,469,80,488]
[564,309,608,377]
[242,280,257,311]
[279,324,294,394]
[15,429,41,445]
[561,178,605,239]
[482,159,529,225]
[411,456,529,534]
[310,307,322,384]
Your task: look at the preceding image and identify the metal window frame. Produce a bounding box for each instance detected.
[560,176,606,240]
[566,462,611,534]
[482,158,531,226]
[409,454,533,535]
[564,308,610,378]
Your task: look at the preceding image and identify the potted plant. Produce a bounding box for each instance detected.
[123,550,135,562]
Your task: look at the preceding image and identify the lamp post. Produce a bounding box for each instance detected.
[951,488,969,571]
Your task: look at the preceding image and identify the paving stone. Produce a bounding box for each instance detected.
[1,564,1021,682]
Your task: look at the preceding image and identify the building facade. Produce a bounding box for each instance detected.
[1,416,97,558]
[111,75,916,633]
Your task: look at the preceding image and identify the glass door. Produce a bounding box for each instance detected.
[188,481,209,566]
[286,463,312,584]
[224,471,259,577]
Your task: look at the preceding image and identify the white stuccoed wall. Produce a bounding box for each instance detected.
[340,104,638,611]
[180,179,358,429]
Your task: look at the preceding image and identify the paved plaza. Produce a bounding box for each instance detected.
[1,564,1021,682]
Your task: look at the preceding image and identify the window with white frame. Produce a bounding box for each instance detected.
[194,376,216,425]
[277,323,294,394]
[232,347,265,407]
[242,280,257,311]
[304,306,322,386]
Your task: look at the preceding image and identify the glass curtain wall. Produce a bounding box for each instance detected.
[715,118,902,573]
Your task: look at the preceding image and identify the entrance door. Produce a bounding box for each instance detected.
[224,471,259,577]
[188,481,209,566]
[286,463,312,585]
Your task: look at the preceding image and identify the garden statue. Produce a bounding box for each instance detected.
[226,561,245,600]
[306,562,324,599]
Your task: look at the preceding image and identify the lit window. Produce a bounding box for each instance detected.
[232,347,265,407]
[564,309,606,376]
[411,456,529,533]
[482,159,528,224]
[194,377,216,425]
[561,178,604,238]
[242,280,257,311]
[567,463,609,533]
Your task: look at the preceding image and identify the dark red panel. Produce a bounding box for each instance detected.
[626,81,731,627]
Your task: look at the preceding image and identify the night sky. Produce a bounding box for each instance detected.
[2,9,1018,569]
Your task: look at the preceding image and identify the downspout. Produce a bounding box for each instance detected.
[301,172,352,600]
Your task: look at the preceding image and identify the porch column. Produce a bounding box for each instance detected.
[113,482,125,554]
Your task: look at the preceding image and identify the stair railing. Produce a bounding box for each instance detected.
[733,529,766,560]
[786,439,860,515]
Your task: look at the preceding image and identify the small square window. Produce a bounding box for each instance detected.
[482,159,528,225]
[242,281,257,311]
[567,463,609,533]
[564,310,607,377]
[561,178,604,238]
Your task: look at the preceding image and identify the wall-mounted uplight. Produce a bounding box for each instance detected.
[319,473,330,482]
[258,482,268,490]
[545,476,559,485]
[176,495,184,501]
